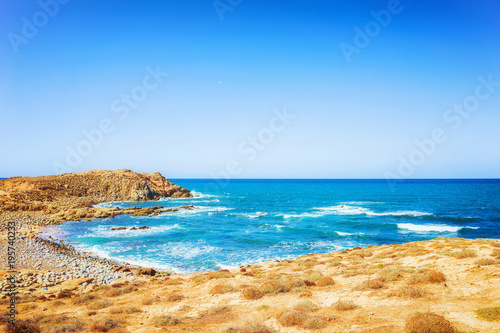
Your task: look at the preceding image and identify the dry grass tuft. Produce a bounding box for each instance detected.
[392,285,428,299]
[141,295,161,305]
[451,249,478,259]
[73,294,100,305]
[91,318,121,332]
[260,280,291,294]
[56,290,73,299]
[210,283,238,294]
[279,310,309,327]
[225,322,276,333]
[378,266,404,281]
[426,270,446,283]
[474,258,497,266]
[474,307,500,321]
[208,270,234,279]
[165,292,184,302]
[408,271,446,284]
[302,316,326,330]
[355,278,384,290]
[88,299,112,310]
[155,314,181,326]
[405,312,457,333]
[198,305,232,323]
[241,286,264,300]
[49,317,86,332]
[316,277,335,286]
[7,319,41,333]
[164,278,184,285]
[109,305,142,314]
[294,300,319,312]
[333,299,357,311]
[293,287,313,297]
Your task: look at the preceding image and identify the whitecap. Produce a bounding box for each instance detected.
[84,224,182,238]
[397,223,479,233]
[367,211,433,217]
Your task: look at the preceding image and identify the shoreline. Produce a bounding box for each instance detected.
[2,211,500,332]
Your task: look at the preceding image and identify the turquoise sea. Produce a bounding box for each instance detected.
[51,179,500,273]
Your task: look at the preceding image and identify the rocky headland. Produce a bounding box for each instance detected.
[0,169,192,224]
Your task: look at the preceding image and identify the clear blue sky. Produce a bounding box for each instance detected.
[1,0,499,178]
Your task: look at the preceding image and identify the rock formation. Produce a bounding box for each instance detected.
[0,169,192,223]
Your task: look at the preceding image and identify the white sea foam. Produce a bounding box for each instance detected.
[243,212,268,218]
[190,191,219,199]
[176,206,233,215]
[367,211,433,217]
[146,241,220,260]
[280,205,433,219]
[336,231,354,236]
[397,223,479,233]
[87,224,182,238]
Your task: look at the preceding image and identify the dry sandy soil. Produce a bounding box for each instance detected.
[2,237,500,333]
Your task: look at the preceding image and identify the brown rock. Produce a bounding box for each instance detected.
[136,268,157,276]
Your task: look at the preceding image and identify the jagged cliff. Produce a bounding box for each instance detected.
[0,169,192,222]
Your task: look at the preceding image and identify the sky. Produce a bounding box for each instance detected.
[1,0,499,179]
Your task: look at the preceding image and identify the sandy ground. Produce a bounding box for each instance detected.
[1,235,499,333]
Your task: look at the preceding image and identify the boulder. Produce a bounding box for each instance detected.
[135,268,157,276]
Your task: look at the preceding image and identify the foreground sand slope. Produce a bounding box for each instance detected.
[3,238,500,333]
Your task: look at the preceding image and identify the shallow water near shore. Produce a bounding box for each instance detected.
[49,179,500,273]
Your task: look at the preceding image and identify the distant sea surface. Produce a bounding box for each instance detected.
[49,179,500,273]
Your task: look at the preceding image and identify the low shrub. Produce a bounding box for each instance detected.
[356,278,384,290]
[378,266,404,282]
[73,294,100,305]
[208,270,234,279]
[92,318,120,332]
[394,285,427,299]
[316,277,335,286]
[294,300,319,312]
[451,249,477,259]
[141,295,160,305]
[56,290,73,299]
[426,271,446,283]
[279,310,309,327]
[260,280,291,294]
[166,293,184,302]
[155,314,181,326]
[50,317,85,332]
[475,258,497,266]
[198,305,232,323]
[302,316,326,330]
[7,319,41,333]
[475,307,500,321]
[225,322,276,333]
[241,286,264,300]
[210,283,238,294]
[333,299,357,311]
[405,313,457,333]
[408,271,446,284]
[88,299,112,310]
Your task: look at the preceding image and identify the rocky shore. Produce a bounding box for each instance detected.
[0,170,193,298]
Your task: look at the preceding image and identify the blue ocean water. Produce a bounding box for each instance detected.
[53,179,500,273]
